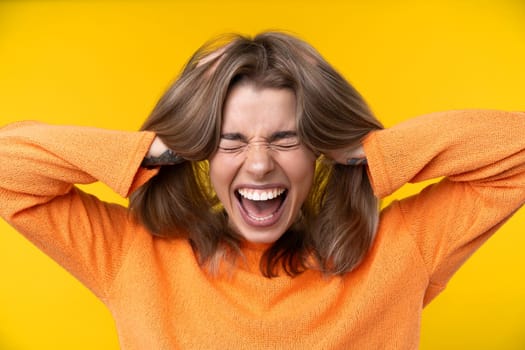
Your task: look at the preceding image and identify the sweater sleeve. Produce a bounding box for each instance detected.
[0,121,157,300]
[363,110,525,305]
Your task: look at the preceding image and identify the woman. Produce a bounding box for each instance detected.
[0,32,523,349]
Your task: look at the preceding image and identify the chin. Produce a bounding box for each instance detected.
[239,228,286,244]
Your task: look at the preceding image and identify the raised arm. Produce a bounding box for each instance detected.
[362,110,525,303]
[0,121,157,299]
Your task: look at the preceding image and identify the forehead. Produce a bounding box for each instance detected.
[222,84,297,133]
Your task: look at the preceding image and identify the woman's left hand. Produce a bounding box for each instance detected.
[324,145,367,166]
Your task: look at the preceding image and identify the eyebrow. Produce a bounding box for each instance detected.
[220,130,298,143]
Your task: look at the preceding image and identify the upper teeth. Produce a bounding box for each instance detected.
[237,188,285,201]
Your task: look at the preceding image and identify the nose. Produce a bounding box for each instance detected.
[244,142,275,179]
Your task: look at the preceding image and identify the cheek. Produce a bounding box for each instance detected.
[208,156,226,197]
[282,151,316,189]
[209,154,238,199]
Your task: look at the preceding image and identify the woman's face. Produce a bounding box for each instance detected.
[209,83,316,243]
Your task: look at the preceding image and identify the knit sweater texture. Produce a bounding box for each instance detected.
[1,110,524,349]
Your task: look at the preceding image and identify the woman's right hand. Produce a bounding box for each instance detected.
[147,136,170,158]
[141,136,184,168]
[195,42,232,76]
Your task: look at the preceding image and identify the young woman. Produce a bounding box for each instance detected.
[0,32,523,349]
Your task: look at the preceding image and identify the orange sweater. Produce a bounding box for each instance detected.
[0,110,524,349]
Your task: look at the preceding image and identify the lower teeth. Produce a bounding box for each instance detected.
[248,213,274,221]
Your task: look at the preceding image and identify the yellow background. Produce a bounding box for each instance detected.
[0,0,524,349]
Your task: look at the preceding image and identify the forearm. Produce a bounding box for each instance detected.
[363,110,525,198]
[0,121,156,218]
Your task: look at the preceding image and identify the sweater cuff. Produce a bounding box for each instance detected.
[363,131,392,199]
[116,131,158,197]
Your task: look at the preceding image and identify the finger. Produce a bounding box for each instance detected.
[196,43,231,68]
[347,157,368,166]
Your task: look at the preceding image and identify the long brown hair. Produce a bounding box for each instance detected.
[129,32,383,277]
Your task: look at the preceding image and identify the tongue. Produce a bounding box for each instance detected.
[241,197,283,218]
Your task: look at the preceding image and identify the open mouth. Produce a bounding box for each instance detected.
[235,187,288,225]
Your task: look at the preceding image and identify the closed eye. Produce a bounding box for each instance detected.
[268,131,300,151]
[218,144,247,153]
[219,133,247,153]
[270,140,301,151]
[218,131,301,152]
